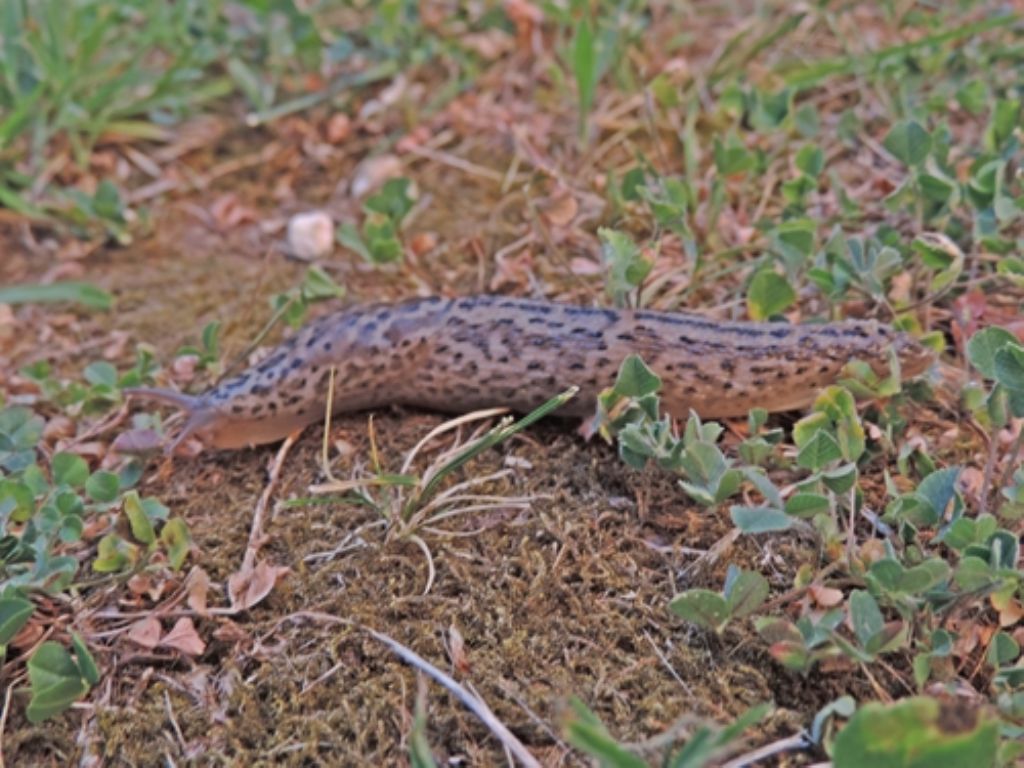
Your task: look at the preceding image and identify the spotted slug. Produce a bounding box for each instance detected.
[125,295,934,450]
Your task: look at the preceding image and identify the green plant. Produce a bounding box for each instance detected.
[564,697,771,767]
[0,400,187,722]
[598,349,1023,754]
[668,564,768,634]
[336,178,417,265]
[295,386,577,592]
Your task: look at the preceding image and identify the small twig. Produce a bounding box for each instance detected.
[978,429,1000,517]
[243,428,303,570]
[997,422,1024,492]
[401,407,508,475]
[719,732,810,768]
[845,486,857,565]
[219,296,297,383]
[163,690,187,754]
[66,402,131,448]
[405,143,507,184]
[407,534,437,596]
[300,661,345,696]
[642,631,693,696]
[0,679,14,768]
[364,627,542,768]
[321,365,339,483]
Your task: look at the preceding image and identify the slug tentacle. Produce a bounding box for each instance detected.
[125,295,935,452]
[123,387,222,453]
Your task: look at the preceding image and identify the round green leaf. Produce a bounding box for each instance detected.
[668,589,730,632]
[0,596,34,645]
[747,269,796,321]
[613,355,662,398]
[966,327,1017,379]
[52,453,89,488]
[85,471,120,503]
[730,505,794,533]
[883,120,932,167]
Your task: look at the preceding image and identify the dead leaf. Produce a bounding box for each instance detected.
[448,624,471,675]
[349,154,404,198]
[889,271,913,304]
[409,231,438,257]
[160,617,206,656]
[213,619,250,644]
[859,538,887,565]
[808,584,844,608]
[209,193,257,231]
[128,616,163,650]
[570,256,602,276]
[42,416,76,444]
[958,466,985,500]
[111,428,165,455]
[102,330,130,360]
[540,189,578,227]
[171,354,200,385]
[187,567,211,616]
[991,591,1024,628]
[325,113,352,144]
[227,560,290,613]
[462,29,515,60]
[504,0,543,49]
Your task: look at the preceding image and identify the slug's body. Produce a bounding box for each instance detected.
[126,295,934,450]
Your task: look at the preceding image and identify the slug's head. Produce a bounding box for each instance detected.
[122,388,224,454]
[124,387,312,452]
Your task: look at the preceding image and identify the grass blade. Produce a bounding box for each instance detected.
[0,281,113,310]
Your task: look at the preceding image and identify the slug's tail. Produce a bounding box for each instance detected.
[123,387,218,454]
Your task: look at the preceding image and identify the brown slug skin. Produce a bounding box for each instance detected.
[125,295,934,450]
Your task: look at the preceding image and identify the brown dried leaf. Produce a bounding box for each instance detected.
[448,624,471,675]
[127,616,163,650]
[540,190,578,228]
[808,584,844,608]
[111,428,165,455]
[43,416,76,444]
[11,620,43,651]
[213,619,250,644]
[409,232,438,257]
[171,354,200,385]
[888,271,913,304]
[570,256,603,276]
[102,330,130,361]
[209,193,257,231]
[227,560,290,613]
[350,154,404,198]
[160,617,206,656]
[462,29,515,60]
[325,113,352,144]
[187,567,211,617]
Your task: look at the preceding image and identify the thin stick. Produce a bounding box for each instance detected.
[243,428,302,570]
[719,732,810,768]
[401,407,509,475]
[0,678,13,768]
[978,430,1000,517]
[405,143,506,183]
[321,366,339,483]
[363,627,542,768]
[997,423,1024,493]
[407,534,437,596]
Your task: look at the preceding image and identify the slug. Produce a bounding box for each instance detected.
[125,295,934,451]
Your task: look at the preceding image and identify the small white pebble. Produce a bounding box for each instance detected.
[287,210,334,260]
